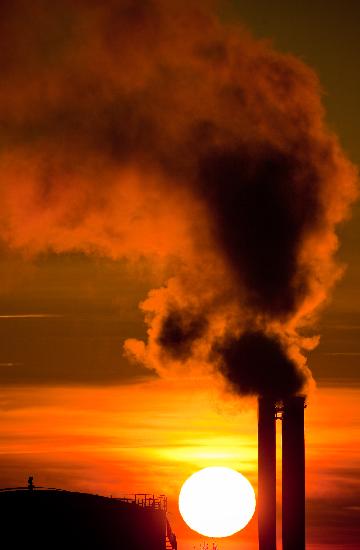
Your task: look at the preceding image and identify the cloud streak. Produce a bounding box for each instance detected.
[0,314,62,319]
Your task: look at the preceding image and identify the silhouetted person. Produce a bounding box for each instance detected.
[28,476,34,491]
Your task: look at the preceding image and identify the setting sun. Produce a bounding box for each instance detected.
[178,467,256,538]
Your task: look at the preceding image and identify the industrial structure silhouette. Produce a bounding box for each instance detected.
[258,395,306,550]
[0,482,177,550]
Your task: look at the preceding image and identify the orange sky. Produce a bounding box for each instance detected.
[0,380,358,549]
[0,2,359,549]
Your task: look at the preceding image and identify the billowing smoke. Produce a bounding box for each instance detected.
[212,332,307,400]
[0,0,357,398]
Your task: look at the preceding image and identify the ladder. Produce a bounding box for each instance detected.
[166,519,177,550]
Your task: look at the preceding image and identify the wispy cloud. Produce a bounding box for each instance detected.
[323,352,360,356]
[0,314,63,319]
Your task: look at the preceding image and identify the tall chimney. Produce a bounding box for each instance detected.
[258,397,277,550]
[282,396,305,550]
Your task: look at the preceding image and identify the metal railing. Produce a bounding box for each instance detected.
[0,486,168,511]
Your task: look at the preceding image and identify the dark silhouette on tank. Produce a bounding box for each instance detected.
[0,483,177,550]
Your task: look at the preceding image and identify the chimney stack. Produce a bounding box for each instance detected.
[282,396,305,550]
[257,395,306,550]
[258,397,277,550]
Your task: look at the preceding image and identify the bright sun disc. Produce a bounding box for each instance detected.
[178,466,256,538]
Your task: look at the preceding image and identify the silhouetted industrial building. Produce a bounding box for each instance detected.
[0,487,177,550]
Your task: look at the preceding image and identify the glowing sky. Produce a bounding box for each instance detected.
[0,2,359,549]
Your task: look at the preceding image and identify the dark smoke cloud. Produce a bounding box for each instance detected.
[157,309,208,362]
[0,1,356,398]
[197,144,322,316]
[212,332,307,400]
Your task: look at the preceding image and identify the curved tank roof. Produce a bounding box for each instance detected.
[0,488,168,550]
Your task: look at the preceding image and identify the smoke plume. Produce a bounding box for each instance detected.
[0,0,357,398]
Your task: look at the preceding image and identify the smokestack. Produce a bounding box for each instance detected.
[282,396,305,550]
[258,397,277,550]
